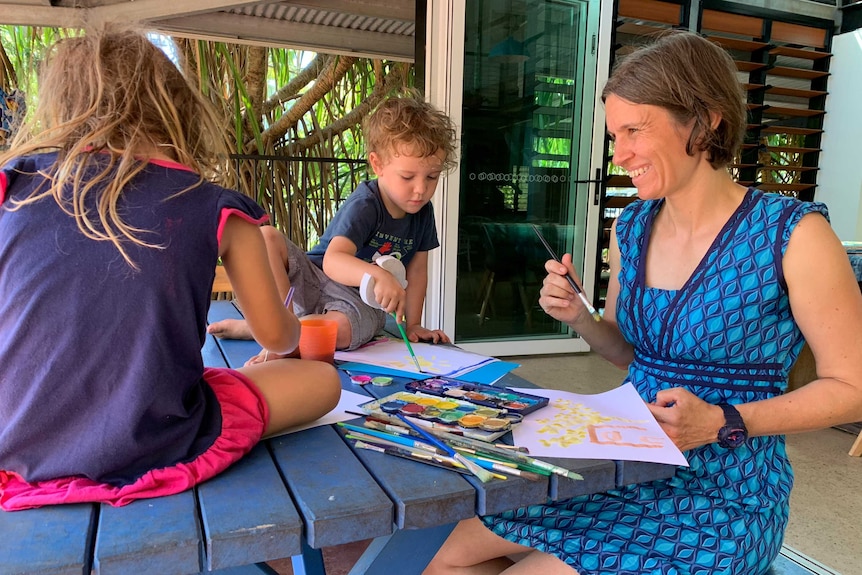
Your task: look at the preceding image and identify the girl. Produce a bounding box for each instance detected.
[0,26,341,510]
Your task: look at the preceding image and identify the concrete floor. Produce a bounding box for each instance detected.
[269,352,862,575]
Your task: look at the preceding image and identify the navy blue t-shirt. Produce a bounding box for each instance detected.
[0,153,266,485]
[306,179,439,268]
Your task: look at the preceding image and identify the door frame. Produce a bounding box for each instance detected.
[423,0,615,357]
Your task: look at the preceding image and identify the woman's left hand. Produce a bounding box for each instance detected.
[647,388,725,451]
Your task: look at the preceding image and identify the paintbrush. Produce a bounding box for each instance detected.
[345,433,442,457]
[394,414,496,483]
[392,312,424,372]
[531,225,601,322]
[345,426,537,481]
[355,439,508,480]
[338,423,446,454]
[429,425,583,481]
[352,440,474,476]
[351,422,540,481]
[373,411,582,481]
[452,446,551,477]
[464,456,543,481]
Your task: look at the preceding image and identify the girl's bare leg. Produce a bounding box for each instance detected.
[238,358,341,436]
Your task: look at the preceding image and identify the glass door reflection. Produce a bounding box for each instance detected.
[455,0,599,346]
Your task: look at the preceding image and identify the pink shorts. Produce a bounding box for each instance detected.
[0,368,269,511]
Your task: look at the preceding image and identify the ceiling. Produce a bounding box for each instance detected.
[0,0,417,61]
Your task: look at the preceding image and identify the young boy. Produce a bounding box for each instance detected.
[208,94,457,360]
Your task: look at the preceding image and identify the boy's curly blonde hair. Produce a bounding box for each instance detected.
[1,25,231,268]
[363,90,458,172]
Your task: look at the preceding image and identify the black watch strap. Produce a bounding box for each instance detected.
[717,403,748,449]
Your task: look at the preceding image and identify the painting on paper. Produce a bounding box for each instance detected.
[334,336,497,377]
[510,383,688,466]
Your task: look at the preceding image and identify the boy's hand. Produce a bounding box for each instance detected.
[406,324,451,344]
[372,270,407,317]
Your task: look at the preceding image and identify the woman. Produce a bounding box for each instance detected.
[424,30,862,575]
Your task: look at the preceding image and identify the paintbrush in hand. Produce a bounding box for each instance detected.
[531,225,601,322]
[392,313,423,373]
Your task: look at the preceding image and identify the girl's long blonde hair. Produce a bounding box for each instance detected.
[0,25,231,267]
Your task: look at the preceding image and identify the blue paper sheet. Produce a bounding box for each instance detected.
[336,359,520,385]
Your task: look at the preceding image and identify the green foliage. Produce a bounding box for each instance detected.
[1,25,412,243]
[0,26,76,114]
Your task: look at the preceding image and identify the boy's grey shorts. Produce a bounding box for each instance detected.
[284,238,387,351]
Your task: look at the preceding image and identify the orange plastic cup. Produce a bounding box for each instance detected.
[298,319,338,363]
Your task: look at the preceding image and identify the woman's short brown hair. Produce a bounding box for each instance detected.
[602,30,746,169]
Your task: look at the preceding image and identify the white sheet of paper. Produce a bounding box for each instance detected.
[334,336,497,377]
[510,383,688,466]
[272,389,369,436]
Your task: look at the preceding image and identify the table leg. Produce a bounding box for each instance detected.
[291,540,326,575]
[348,523,456,575]
[849,431,862,457]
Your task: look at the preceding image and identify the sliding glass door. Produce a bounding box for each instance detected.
[450,0,602,355]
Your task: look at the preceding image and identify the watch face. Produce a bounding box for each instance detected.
[719,426,747,448]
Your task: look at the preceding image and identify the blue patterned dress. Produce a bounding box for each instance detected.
[482,188,828,575]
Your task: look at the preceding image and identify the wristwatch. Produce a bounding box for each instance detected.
[717,403,748,449]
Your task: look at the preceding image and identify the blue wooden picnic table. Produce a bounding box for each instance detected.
[0,301,682,575]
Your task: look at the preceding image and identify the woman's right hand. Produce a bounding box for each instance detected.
[538,253,591,326]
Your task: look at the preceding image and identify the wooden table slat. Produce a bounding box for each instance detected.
[269,425,394,549]
[202,302,304,569]
[208,564,278,574]
[545,457,617,501]
[93,491,201,575]
[467,465,551,516]
[202,331,228,370]
[0,503,95,575]
[615,460,677,487]
[336,425,476,529]
[198,444,303,571]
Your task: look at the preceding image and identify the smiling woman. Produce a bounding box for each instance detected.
[424,30,862,575]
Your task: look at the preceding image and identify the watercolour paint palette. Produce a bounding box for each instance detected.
[359,391,527,441]
[404,377,549,415]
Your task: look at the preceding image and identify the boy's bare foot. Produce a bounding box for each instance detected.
[207,318,254,340]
